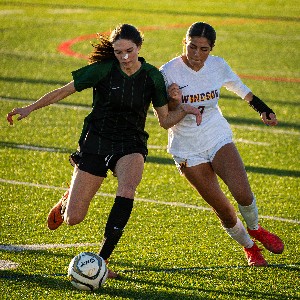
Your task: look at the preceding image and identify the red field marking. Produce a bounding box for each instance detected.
[57,24,300,83]
[238,74,300,83]
[57,33,97,59]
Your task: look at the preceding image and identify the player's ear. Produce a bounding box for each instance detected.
[182,38,187,53]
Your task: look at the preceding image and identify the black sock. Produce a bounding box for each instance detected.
[99,196,134,260]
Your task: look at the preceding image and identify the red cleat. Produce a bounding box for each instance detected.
[248,225,284,254]
[243,242,268,267]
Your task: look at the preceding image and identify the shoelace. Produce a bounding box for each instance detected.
[60,191,69,216]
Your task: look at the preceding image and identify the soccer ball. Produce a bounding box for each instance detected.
[68,252,108,291]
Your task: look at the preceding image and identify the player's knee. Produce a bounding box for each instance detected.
[118,184,137,199]
[64,213,84,226]
[234,193,253,206]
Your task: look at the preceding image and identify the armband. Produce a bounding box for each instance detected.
[249,95,274,119]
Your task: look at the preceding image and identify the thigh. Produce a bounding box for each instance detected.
[65,166,105,223]
[212,143,253,205]
[182,163,237,226]
[114,153,145,198]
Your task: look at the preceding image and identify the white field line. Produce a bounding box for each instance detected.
[0,10,24,15]
[0,260,19,270]
[231,124,300,136]
[0,243,99,252]
[0,178,299,224]
[3,144,65,152]
[233,138,269,146]
[48,9,90,14]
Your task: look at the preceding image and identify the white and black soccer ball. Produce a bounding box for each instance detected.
[68,252,108,291]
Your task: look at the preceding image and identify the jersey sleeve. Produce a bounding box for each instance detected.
[71,60,113,92]
[222,59,251,99]
[148,67,168,107]
[159,67,171,89]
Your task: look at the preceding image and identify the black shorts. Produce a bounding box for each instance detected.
[69,149,147,177]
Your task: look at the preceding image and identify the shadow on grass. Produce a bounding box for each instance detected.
[148,156,300,178]
[244,166,300,178]
[0,270,72,290]
[1,91,300,108]
[1,141,299,178]
[1,262,298,300]
[226,116,300,130]
[119,262,300,273]
[0,76,68,86]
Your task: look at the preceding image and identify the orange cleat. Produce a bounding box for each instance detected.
[47,190,69,230]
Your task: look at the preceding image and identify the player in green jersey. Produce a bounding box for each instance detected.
[7,23,201,278]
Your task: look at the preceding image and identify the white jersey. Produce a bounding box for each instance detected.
[160,55,251,157]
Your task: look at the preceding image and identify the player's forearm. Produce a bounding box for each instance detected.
[29,81,76,112]
[168,98,181,111]
[244,92,253,103]
[157,104,201,129]
[159,106,188,129]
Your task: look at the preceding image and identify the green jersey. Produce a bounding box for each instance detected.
[72,57,168,155]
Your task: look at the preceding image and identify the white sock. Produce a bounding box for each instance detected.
[223,218,254,248]
[238,196,259,230]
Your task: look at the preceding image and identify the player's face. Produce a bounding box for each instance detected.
[113,39,141,71]
[185,37,211,71]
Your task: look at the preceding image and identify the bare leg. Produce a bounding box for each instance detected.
[64,166,105,225]
[115,153,145,198]
[212,143,253,206]
[181,158,258,264]
[182,162,237,228]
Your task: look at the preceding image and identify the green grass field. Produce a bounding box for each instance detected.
[1,0,300,299]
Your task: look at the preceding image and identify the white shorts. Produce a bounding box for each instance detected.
[173,137,233,174]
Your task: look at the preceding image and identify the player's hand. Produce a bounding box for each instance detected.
[181,104,202,126]
[261,112,278,126]
[6,107,31,125]
[167,83,182,105]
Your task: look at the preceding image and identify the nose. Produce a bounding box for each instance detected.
[123,53,129,60]
[193,49,201,56]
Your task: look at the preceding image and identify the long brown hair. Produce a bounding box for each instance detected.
[89,24,144,64]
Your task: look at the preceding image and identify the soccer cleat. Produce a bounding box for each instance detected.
[47,190,69,230]
[243,242,268,267]
[247,225,284,254]
[105,260,120,279]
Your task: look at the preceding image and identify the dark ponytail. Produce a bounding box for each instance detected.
[88,34,115,64]
[186,22,216,48]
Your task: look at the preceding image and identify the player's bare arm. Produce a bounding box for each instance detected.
[7,81,76,125]
[154,103,202,129]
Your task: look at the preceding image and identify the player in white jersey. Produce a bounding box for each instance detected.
[160,22,284,267]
